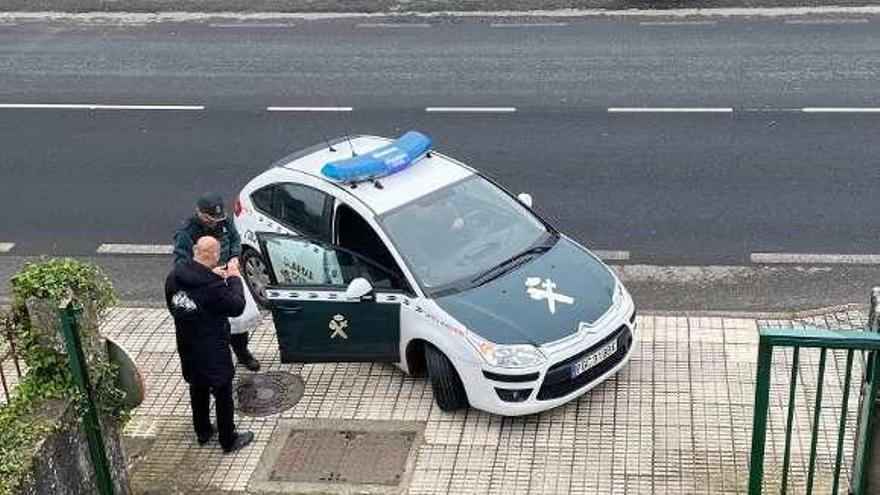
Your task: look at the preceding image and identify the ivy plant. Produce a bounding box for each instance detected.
[0,258,125,495]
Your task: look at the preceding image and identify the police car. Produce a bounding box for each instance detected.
[233,131,635,416]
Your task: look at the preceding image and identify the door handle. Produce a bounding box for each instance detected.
[277,306,302,315]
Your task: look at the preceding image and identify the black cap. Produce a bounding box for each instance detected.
[196,193,226,220]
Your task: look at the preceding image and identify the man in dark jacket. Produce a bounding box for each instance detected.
[165,236,254,453]
[173,192,261,372]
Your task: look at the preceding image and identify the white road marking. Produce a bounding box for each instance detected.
[785,18,869,24]
[6,7,880,23]
[751,253,880,265]
[741,107,802,113]
[593,250,630,262]
[490,22,569,27]
[425,107,517,113]
[356,23,430,28]
[97,244,173,255]
[639,20,717,26]
[802,107,880,113]
[209,22,297,28]
[608,107,733,113]
[266,106,353,112]
[0,103,204,110]
[0,243,14,253]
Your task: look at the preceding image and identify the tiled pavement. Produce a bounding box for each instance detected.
[97,306,869,494]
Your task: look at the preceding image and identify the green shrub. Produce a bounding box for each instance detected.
[0,258,123,495]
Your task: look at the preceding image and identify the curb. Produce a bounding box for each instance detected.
[644,303,869,320]
[3,5,880,20]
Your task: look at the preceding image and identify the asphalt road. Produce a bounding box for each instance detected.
[2,14,880,309]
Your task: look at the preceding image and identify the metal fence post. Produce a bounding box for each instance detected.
[58,300,114,495]
[749,336,774,495]
[853,288,880,494]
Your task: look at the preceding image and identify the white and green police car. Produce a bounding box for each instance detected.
[232,131,636,416]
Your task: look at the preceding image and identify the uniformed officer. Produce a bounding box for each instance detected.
[172,192,261,371]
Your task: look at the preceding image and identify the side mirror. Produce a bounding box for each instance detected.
[517,193,533,208]
[345,277,373,300]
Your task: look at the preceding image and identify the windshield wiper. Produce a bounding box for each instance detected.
[469,244,553,288]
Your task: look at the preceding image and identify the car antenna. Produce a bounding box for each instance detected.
[345,133,357,157]
[322,131,337,152]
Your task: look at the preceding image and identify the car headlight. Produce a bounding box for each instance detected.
[613,281,625,305]
[468,333,546,368]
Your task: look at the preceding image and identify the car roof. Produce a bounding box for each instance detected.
[276,135,474,215]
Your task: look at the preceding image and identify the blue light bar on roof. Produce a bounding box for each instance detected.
[321,131,432,182]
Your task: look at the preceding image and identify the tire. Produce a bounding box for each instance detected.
[241,248,270,307]
[425,345,469,412]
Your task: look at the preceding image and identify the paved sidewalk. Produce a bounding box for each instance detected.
[103,306,868,494]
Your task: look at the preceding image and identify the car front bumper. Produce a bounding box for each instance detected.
[460,294,636,416]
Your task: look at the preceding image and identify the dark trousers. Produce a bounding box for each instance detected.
[230,331,250,360]
[189,381,235,449]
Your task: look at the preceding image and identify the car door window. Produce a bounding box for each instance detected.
[273,184,331,240]
[263,235,402,291]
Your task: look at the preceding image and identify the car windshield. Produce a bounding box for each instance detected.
[380,176,550,295]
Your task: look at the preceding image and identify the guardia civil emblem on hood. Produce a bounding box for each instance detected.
[525,277,574,315]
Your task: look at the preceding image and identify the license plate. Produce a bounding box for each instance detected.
[571,340,618,378]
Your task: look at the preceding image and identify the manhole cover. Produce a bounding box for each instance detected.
[234,372,304,417]
[269,429,416,485]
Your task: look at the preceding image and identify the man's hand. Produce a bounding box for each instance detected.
[227,261,241,278]
[212,266,229,279]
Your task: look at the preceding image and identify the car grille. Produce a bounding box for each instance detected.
[537,325,632,401]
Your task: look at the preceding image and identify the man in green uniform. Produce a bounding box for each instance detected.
[173,193,261,371]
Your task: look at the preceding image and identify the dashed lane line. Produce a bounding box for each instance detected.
[0,243,14,253]
[209,22,297,28]
[639,20,717,26]
[751,253,880,265]
[267,106,353,112]
[97,244,173,255]
[784,18,869,24]
[802,107,880,113]
[0,103,204,111]
[593,250,631,262]
[356,23,431,28]
[608,107,733,113]
[425,107,517,113]
[490,22,569,27]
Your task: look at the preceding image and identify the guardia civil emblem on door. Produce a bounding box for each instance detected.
[329,314,349,339]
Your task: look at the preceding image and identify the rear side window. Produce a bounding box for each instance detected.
[274,183,332,240]
[251,186,274,214]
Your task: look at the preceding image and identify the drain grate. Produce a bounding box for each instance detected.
[234,371,304,417]
[269,429,416,485]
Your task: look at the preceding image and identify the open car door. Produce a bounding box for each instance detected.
[258,233,404,363]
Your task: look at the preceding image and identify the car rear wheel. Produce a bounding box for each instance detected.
[425,345,468,411]
[241,248,270,307]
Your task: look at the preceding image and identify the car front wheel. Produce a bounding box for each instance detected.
[241,248,270,307]
[425,345,468,412]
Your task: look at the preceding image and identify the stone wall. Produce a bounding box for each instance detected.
[14,399,130,495]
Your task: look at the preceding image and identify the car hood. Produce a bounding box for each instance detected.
[435,237,617,345]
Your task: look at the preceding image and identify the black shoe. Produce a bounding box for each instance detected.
[239,353,261,372]
[222,431,255,454]
[197,423,216,445]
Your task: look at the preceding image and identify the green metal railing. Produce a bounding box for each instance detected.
[58,300,114,495]
[748,327,880,495]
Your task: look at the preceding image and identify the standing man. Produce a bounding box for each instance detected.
[165,236,254,453]
[173,192,261,371]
